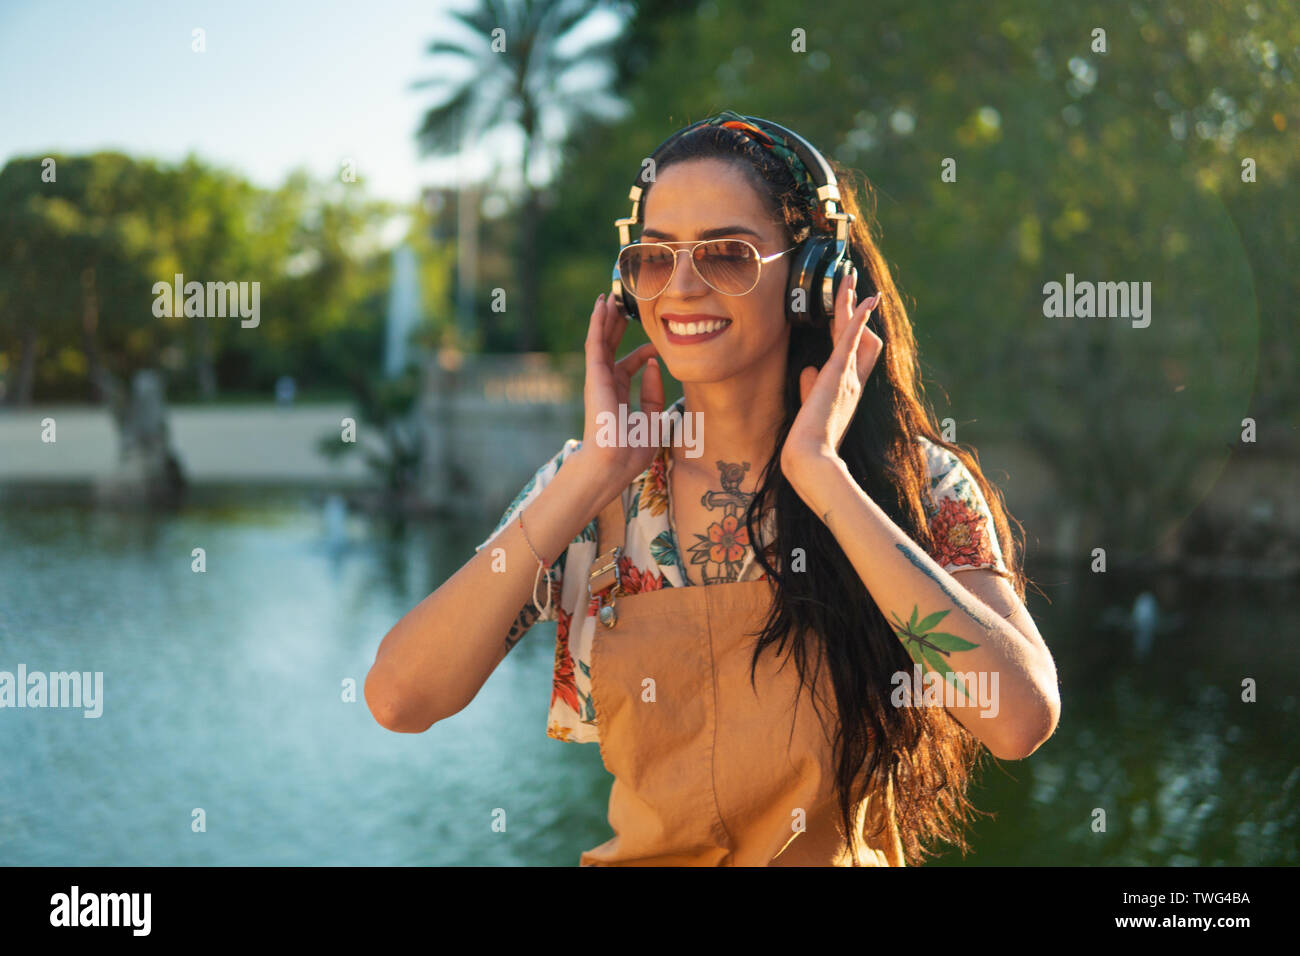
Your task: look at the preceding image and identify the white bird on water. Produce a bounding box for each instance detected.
[1131,592,1159,657]
[1100,590,1184,658]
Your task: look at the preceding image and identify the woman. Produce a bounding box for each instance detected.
[365,111,1061,866]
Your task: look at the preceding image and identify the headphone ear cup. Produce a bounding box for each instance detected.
[787,238,841,327]
[623,290,640,323]
[785,241,819,326]
[611,263,640,322]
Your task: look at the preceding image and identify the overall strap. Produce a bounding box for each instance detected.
[589,490,627,597]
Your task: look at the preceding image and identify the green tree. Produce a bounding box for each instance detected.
[412,0,625,351]
[0,153,401,404]
[0,153,175,404]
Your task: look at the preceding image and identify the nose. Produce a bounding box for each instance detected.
[662,247,710,299]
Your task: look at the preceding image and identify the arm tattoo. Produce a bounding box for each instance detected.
[504,602,540,654]
[889,601,980,699]
[894,541,1001,632]
[685,459,754,584]
[505,551,563,654]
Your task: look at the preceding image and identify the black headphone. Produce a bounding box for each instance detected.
[611,113,867,328]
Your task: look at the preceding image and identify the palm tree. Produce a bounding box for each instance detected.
[413,0,625,351]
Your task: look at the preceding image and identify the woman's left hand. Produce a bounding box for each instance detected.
[780,267,882,486]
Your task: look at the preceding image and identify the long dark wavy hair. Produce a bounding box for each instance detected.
[641,118,1029,866]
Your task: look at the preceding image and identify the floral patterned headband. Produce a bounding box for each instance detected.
[691,110,829,231]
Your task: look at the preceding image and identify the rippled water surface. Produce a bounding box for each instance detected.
[1,490,1295,865]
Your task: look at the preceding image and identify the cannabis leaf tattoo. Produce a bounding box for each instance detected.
[889,606,980,701]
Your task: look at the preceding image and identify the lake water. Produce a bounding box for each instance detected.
[1,488,1296,866]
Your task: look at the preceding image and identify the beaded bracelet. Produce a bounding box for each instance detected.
[518,512,556,618]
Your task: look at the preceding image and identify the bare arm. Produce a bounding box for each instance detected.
[781,271,1058,760]
[364,291,664,734]
[364,448,616,732]
[792,455,1059,761]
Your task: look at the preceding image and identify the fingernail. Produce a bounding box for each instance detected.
[865,293,880,310]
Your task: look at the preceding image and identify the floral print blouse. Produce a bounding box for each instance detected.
[475,396,1008,745]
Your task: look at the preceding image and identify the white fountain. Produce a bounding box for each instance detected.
[384,244,422,379]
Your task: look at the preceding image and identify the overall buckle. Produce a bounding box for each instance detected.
[588,546,623,628]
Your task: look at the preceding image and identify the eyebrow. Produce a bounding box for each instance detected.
[640,224,764,241]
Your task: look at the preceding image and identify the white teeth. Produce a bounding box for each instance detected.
[667,318,729,335]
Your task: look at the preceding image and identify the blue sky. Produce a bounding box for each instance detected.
[0,0,623,205]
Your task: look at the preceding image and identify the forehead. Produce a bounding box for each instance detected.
[641,158,778,240]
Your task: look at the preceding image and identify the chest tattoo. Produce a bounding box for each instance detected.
[685,459,754,584]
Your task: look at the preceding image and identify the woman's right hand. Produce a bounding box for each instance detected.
[576,292,665,497]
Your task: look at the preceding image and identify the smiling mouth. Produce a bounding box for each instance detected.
[661,315,732,340]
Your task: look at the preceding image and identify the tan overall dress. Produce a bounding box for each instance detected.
[578,493,906,867]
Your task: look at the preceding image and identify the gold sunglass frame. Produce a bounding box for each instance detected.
[617,238,799,300]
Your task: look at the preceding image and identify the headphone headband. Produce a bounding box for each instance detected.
[614,112,851,249]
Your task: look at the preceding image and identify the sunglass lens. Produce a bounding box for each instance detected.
[620,244,675,298]
[695,240,758,294]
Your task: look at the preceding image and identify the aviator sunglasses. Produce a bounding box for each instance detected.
[617,238,798,299]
